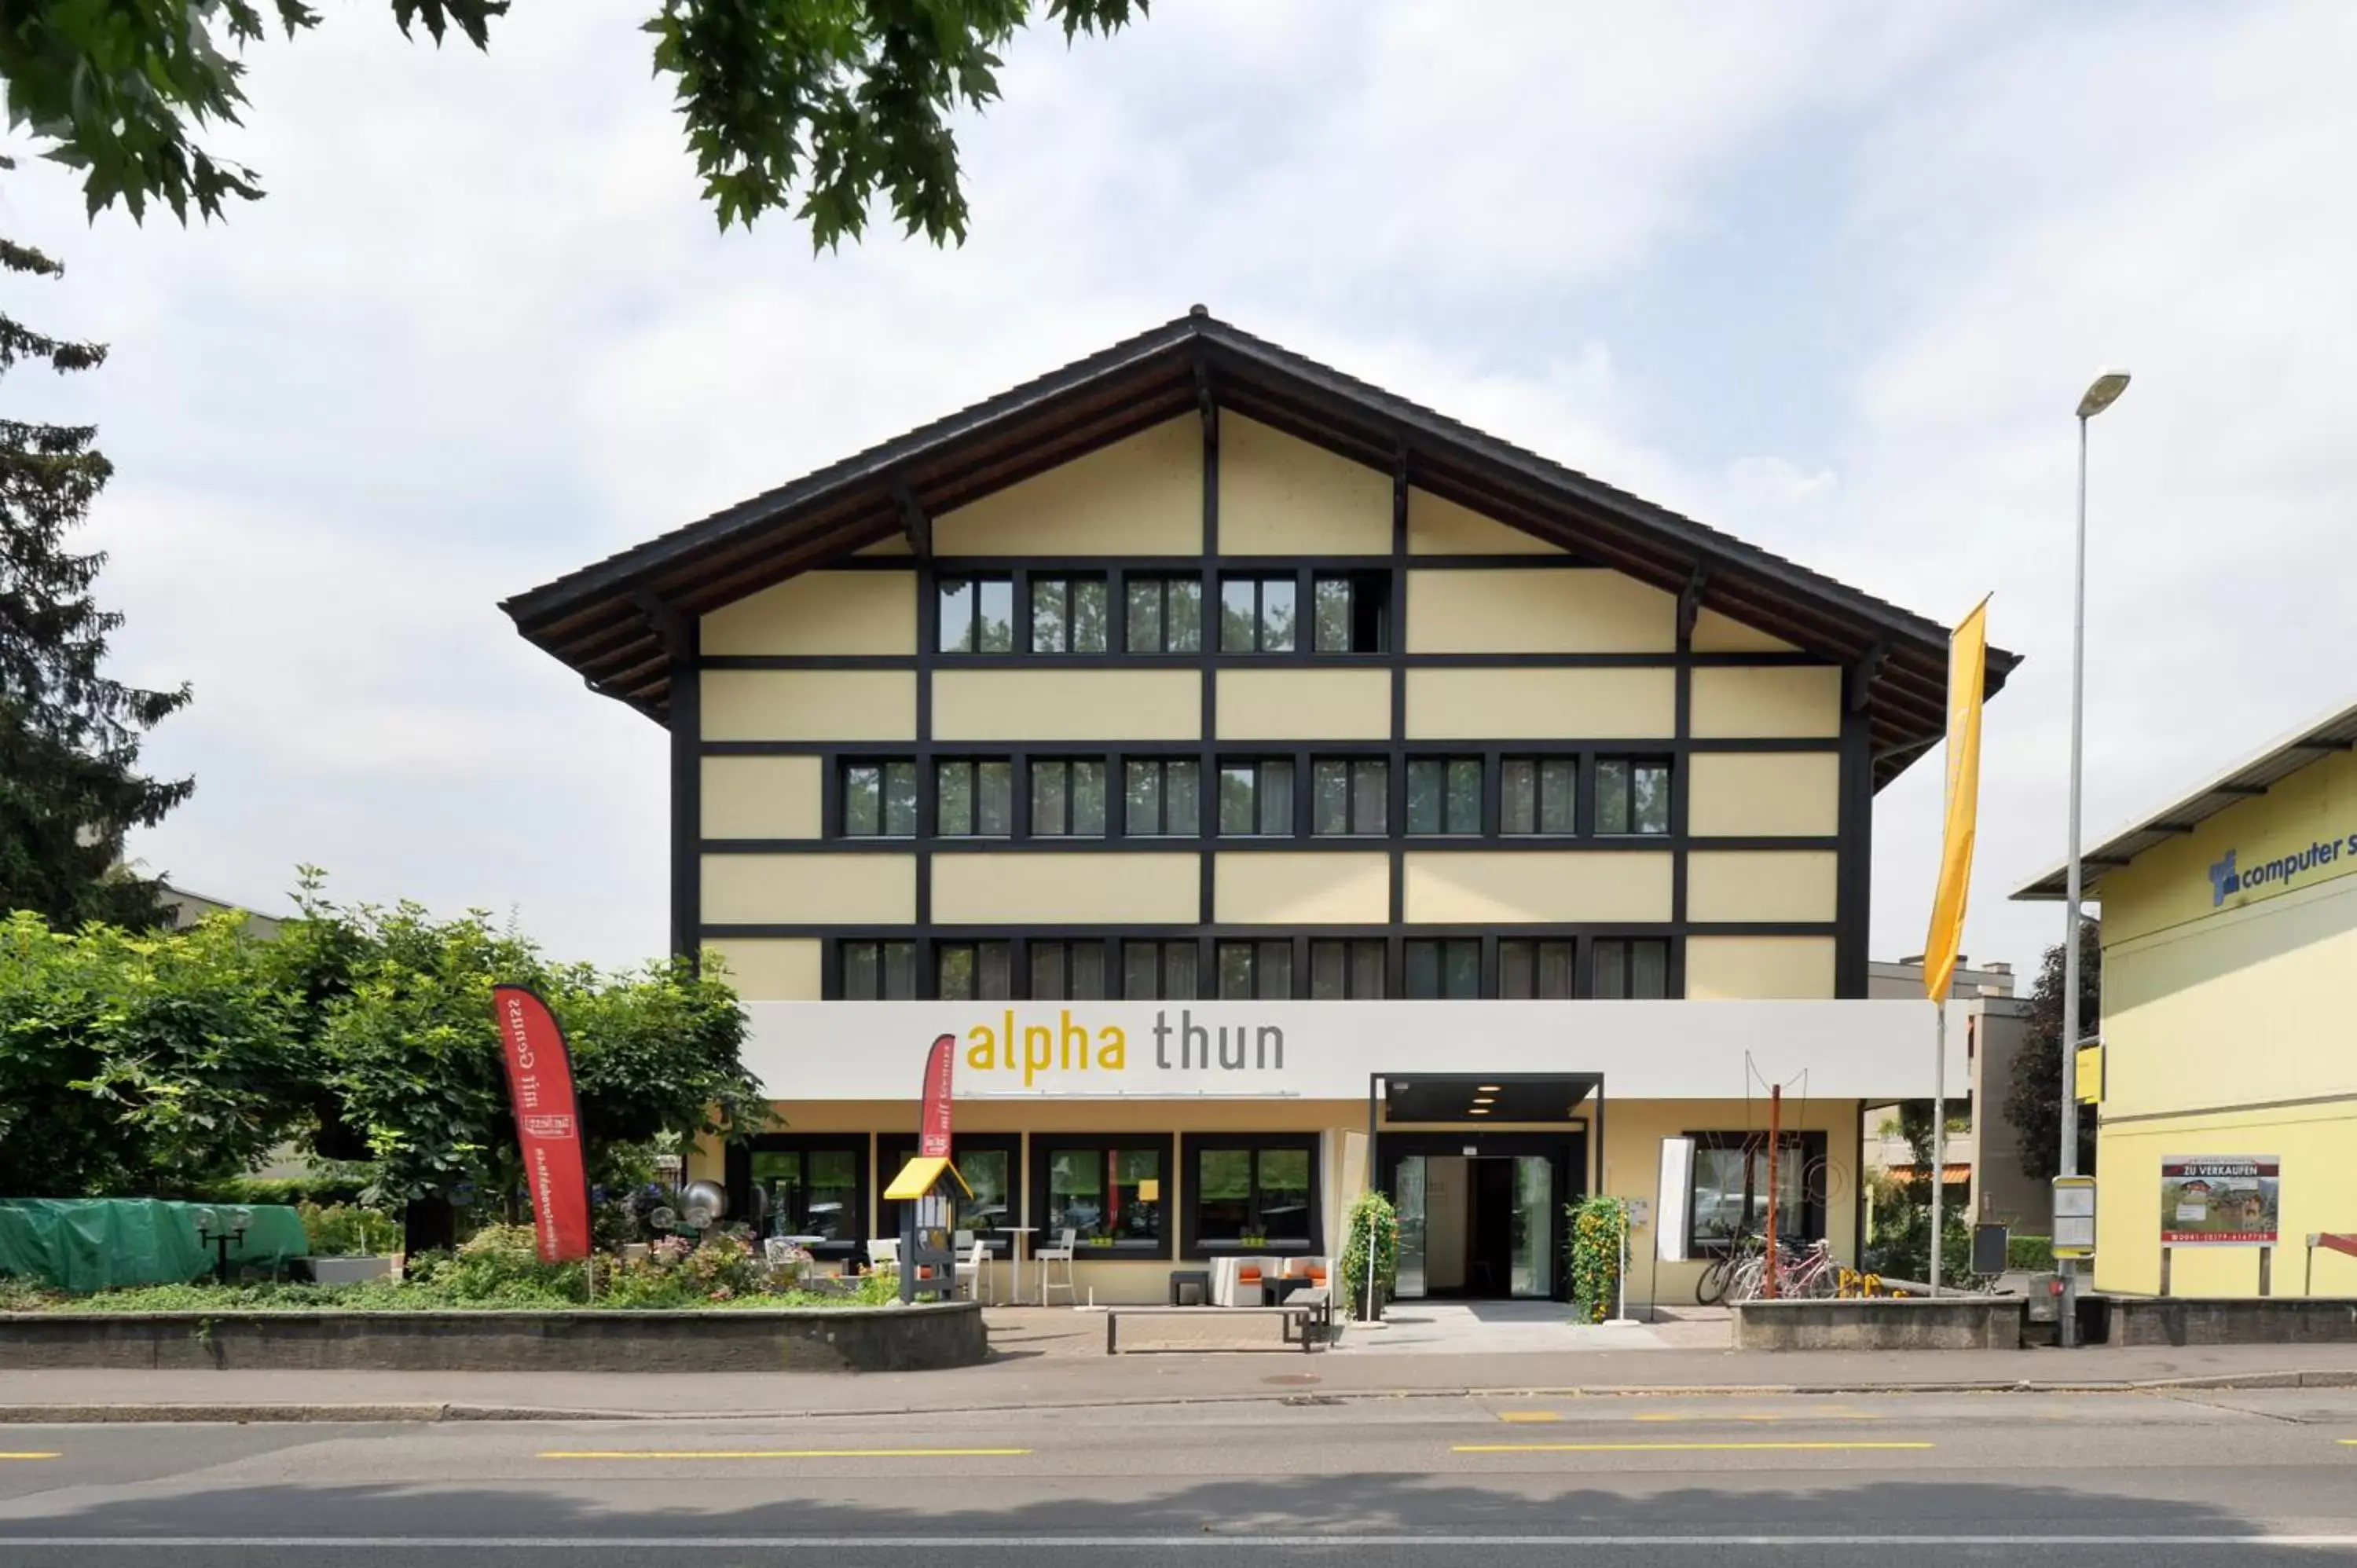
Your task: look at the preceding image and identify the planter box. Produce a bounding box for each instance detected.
[0,1301,986,1373]
[2108,1297,2357,1348]
[298,1256,395,1286]
[1734,1295,2024,1351]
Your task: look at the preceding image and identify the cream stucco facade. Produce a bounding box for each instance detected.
[506,313,2001,1310]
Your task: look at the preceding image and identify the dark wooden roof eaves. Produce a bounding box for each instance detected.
[500,310,2018,786]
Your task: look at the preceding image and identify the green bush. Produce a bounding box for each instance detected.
[2007,1233,2056,1272]
[1567,1195,1629,1324]
[298,1202,400,1257]
[211,1171,375,1207]
[1336,1189,1397,1321]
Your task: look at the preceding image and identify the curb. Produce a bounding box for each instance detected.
[2,1368,2351,1423]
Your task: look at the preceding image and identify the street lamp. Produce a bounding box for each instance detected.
[2059,368,2128,1347]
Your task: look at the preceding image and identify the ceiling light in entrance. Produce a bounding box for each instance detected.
[1476,1085,1501,1093]
[1468,1107,1490,1116]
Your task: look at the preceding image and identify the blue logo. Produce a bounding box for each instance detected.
[2209,850,2240,907]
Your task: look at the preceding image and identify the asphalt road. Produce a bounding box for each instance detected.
[2,1387,2355,1565]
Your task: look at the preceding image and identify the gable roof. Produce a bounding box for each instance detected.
[2013,693,2357,900]
[501,308,2018,788]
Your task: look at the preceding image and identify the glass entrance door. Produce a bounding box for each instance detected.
[1393,1155,1427,1299]
[1509,1156,1553,1298]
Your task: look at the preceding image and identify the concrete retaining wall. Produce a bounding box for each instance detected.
[1733,1296,2024,1351]
[0,1302,986,1373]
[2107,1297,2357,1348]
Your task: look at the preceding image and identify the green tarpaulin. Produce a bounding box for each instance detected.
[0,1199,309,1292]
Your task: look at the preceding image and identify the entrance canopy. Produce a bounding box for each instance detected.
[1382,1072,1600,1124]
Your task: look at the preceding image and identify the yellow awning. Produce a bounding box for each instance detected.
[883,1156,971,1201]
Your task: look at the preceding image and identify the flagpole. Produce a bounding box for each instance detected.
[1930,1002,1945,1296]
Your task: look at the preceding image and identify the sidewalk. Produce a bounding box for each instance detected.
[5,1324,2355,1423]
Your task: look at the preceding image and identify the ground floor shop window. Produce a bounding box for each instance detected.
[1184,1135,1320,1255]
[1032,1134,1173,1258]
[739,1137,868,1254]
[879,1134,1020,1252]
[1685,1131,1827,1254]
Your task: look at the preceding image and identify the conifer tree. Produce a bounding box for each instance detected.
[0,189,192,928]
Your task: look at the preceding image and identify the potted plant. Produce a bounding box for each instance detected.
[1338,1189,1398,1322]
[295,1202,401,1284]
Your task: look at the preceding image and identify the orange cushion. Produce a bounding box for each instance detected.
[1237,1267,1262,1284]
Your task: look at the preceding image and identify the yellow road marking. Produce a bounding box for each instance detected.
[1497,1412,1561,1423]
[0,1453,60,1461]
[1453,1441,1934,1454]
[538,1449,1031,1460]
[1633,1412,1880,1423]
[2339,1440,2357,1447]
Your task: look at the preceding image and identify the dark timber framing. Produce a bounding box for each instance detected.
[515,312,2018,991]
[502,308,2019,784]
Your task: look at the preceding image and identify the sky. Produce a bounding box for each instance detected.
[7,0,2355,978]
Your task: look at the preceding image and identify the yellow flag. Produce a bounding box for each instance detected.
[1923,598,1989,1003]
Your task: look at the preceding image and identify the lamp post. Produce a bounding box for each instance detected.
[2058,368,2129,1347]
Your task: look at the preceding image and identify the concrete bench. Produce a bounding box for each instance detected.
[1105,1295,1329,1354]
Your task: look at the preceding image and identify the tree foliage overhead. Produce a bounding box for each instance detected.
[0,0,1145,246]
[0,200,192,929]
[2006,920,2102,1185]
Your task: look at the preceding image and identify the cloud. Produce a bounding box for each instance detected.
[4,0,2345,982]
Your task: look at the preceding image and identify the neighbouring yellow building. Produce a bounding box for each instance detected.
[2016,697,2357,1299]
[503,310,2014,1307]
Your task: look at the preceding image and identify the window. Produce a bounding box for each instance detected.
[1311,571,1390,654]
[1312,757,1388,836]
[1219,575,1297,653]
[937,577,1014,654]
[1219,759,1295,836]
[1502,757,1578,834]
[1593,937,1671,999]
[937,758,1014,837]
[1029,940,1109,1000]
[1124,757,1201,837]
[742,1138,866,1251]
[1035,1136,1171,1255]
[1596,757,1672,835]
[1405,939,1480,999]
[839,760,918,838]
[1310,940,1386,999]
[936,941,1012,1000]
[1217,940,1295,999]
[1124,576,1204,654]
[1029,576,1109,654]
[839,940,917,1000]
[1498,939,1575,999]
[1686,1131,1827,1252]
[1186,1136,1321,1254]
[878,1134,1019,1251]
[1031,759,1109,837]
[1122,940,1200,1000]
[1407,757,1483,835]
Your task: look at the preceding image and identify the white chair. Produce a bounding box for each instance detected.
[867,1237,899,1275]
[1036,1227,1078,1305]
[954,1230,993,1304]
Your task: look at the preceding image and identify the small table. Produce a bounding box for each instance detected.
[1264,1275,1316,1307]
[1000,1226,1039,1306]
[1168,1268,1211,1306]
